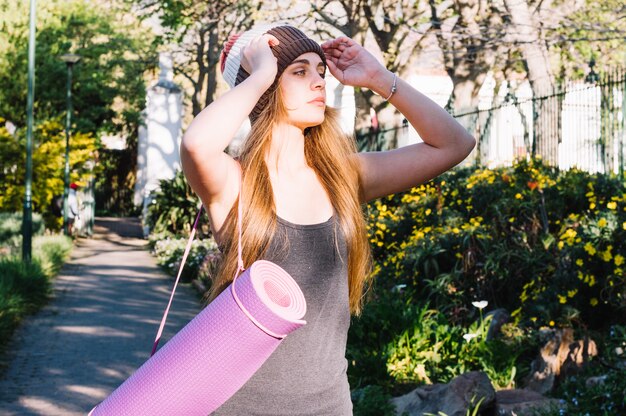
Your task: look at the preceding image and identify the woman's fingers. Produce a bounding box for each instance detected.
[321,36,354,50]
[240,34,279,79]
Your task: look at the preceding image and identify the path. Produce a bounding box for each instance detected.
[0,218,201,415]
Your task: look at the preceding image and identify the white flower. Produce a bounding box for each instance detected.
[615,347,624,356]
[463,333,479,342]
[472,300,488,310]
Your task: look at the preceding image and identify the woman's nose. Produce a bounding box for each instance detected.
[312,73,325,89]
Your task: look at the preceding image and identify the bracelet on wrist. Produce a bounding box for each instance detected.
[384,73,398,101]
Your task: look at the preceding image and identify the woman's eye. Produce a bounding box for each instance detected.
[294,70,305,76]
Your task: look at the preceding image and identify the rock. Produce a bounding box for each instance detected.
[525,328,597,394]
[495,389,564,416]
[391,371,496,416]
[585,375,607,388]
[486,309,510,341]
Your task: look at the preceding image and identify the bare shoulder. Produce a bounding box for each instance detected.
[180,150,240,241]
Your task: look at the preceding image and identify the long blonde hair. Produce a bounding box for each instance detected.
[207,82,372,315]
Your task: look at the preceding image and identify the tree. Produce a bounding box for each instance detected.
[0,0,156,137]
[0,0,158,217]
[307,0,437,131]
[133,0,263,117]
[0,117,97,227]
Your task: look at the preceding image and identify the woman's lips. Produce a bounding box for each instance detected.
[309,97,326,106]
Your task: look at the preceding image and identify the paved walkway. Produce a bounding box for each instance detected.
[0,218,201,415]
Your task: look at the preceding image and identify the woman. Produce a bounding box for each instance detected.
[181,24,475,415]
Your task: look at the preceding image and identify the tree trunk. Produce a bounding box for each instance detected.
[205,28,220,109]
[503,0,557,164]
[430,0,500,133]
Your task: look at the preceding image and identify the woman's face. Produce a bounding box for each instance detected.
[278,52,327,130]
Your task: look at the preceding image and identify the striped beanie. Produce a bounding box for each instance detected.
[220,24,326,124]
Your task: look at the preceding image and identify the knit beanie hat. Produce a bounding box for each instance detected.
[220,24,327,124]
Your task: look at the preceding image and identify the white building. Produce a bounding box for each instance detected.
[134,53,183,219]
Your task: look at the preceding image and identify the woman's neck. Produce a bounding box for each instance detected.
[266,122,308,175]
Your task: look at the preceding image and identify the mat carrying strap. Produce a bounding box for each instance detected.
[151,164,283,356]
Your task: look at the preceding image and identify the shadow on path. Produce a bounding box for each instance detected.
[0,218,201,415]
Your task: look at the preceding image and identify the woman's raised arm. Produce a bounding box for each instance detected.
[322,37,476,203]
[180,34,278,232]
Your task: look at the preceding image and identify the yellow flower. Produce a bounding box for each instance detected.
[598,218,607,228]
[549,321,555,326]
[567,289,578,298]
[601,249,613,262]
[590,202,596,210]
[558,295,567,304]
[557,241,564,250]
[509,217,515,223]
[623,221,626,230]
[452,227,460,234]
[590,298,598,307]
[515,193,522,199]
[615,255,624,266]
[607,202,617,210]
[425,209,432,216]
[588,275,597,287]
[584,242,596,256]
[576,259,584,266]
[561,229,577,240]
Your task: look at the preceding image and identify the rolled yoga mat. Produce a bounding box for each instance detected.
[90,260,307,416]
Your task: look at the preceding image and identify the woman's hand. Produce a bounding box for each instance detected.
[321,36,386,90]
[240,34,280,88]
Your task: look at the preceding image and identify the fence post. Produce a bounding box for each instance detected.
[619,71,626,177]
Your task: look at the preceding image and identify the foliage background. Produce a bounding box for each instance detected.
[0,0,158,219]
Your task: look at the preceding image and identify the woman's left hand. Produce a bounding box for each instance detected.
[321,36,386,89]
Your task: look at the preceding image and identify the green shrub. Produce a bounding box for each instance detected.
[150,233,219,283]
[0,212,44,249]
[145,171,211,238]
[352,385,396,416]
[366,159,626,331]
[0,235,71,348]
[352,158,624,403]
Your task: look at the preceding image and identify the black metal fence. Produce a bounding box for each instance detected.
[357,68,626,175]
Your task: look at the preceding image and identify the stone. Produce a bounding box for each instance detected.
[525,328,597,394]
[495,389,564,416]
[486,308,510,341]
[391,371,496,416]
[585,375,607,388]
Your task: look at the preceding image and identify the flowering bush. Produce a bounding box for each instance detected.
[365,159,626,330]
[349,158,625,403]
[150,233,220,283]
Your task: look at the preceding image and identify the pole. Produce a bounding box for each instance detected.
[22,0,36,262]
[63,63,73,236]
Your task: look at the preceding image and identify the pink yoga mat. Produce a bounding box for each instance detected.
[89,260,306,415]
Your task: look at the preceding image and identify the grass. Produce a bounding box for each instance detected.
[0,235,72,351]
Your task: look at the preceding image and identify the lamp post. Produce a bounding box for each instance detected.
[22,0,36,262]
[60,53,80,236]
[584,58,599,85]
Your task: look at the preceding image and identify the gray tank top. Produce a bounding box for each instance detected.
[211,215,352,415]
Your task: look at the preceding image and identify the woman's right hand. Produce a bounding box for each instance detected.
[240,34,280,88]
